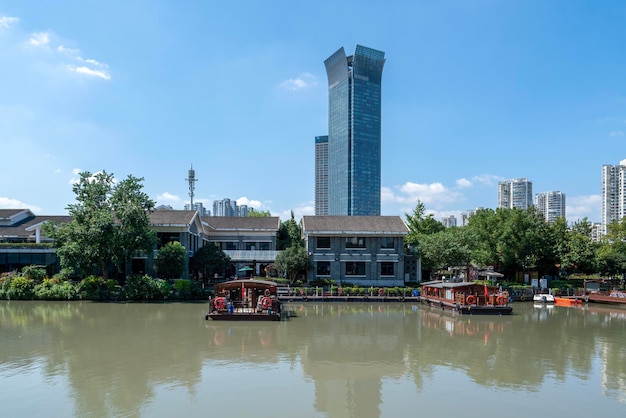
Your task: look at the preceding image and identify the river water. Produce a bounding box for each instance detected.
[0,300,624,418]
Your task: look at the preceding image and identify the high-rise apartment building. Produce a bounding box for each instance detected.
[601,159,626,235]
[314,135,329,215]
[213,198,237,217]
[535,191,565,223]
[324,45,385,216]
[184,202,208,216]
[498,178,533,210]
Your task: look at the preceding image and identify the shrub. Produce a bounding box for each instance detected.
[21,265,47,283]
[172,279,202,299]
[79,275,119,301]
[7,277,35,300]
[34,279,78,300]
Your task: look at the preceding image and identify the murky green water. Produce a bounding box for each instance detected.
[1,301,624,418]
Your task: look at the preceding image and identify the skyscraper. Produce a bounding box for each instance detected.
[324,45,385,216]
[601,159,626,235]
[535,191,566,223]
[498,178,533,209]
[314,135,329,215]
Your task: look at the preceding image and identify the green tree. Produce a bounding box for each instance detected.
[44,171,156,280]
[404,200,445,253]
[154,241,187,279]
[248,210,271,217]
[274,245,309,285]
[277,211,303,250]
[419,227,472,275]
[190,243,232,280]
[597,218,626,278]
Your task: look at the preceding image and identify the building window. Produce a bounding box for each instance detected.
[221,242,236,250]
[346,262,366,275]
[381,262,394,276]
[317,261,331,276]
[317,237,331,249]
[345,237,365,249]
[245,242,256,251]
[259,242,270,251]
[380,237,394,249]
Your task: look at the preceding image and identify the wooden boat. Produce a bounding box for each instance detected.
[554,296,583,306]
[533,293,555,303]
[419,280,512,315]
[584,279,626,306]
[205,279,285,321]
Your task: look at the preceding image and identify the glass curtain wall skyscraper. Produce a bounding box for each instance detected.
[315,135,329,215]
[324,45,385,216]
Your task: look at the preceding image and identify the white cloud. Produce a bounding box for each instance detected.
[566,194,601,223]
[156,192,181,203]
[0,197,42,212]
[469,174,503,186]
[0,16,18,28]
[456,178,472,188]
[280,73,317,91]
[236,196,264,209]
[71,65,111,80]
[382,181,464,209]
[28,32,50,47]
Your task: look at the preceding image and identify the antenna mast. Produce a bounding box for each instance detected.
[186,164,197,208]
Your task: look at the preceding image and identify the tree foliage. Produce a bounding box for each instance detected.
[189,243,232,280]
[43,171,156,280]
[248,210,271,217]
[277,211,303,250]
[274,245,309,285]
[404,201,445,254]
[154,241,187,279]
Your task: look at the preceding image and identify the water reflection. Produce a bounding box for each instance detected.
[1,301,625,417]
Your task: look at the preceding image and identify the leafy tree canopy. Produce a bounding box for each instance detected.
[154,241,187,279]
[43,171,156,280]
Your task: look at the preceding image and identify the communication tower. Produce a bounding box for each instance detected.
[186,165,197,207]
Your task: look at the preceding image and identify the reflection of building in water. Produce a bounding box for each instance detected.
[298,304,410,418]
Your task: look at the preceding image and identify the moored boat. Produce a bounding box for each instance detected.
[554,296,582,306]
[533,293,555,304]
[419,280,512,315]
[205,279,285,321]
[584,279,626,306]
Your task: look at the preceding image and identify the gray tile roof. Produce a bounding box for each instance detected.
[302,216,408,235]
[202,216,280,232]
[0,214,72,240]
[149,210,197,226]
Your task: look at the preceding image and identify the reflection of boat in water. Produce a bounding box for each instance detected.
[533,294,555,304]
[205,279,286,321]
[584,279,626,306]
[420,307,509,338]
[420,280,512,315]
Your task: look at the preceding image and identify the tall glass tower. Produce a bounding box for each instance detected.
[324,45,385,216]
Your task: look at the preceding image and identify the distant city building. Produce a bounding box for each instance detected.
[324,44,385,216]
[535,191,565,223]
[315,135,329,216]
[442,215,457,228]
[184,202,208,217]
[601,159,626,235]
[590,222,603,242]
[461,208,484,226]
[498,178,533,210]
[212,198,253,217]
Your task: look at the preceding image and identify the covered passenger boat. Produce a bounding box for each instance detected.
[419,280,513,315]
[584,279,626,305]
[205,279,284,321]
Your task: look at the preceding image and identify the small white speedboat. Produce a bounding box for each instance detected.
[533,294,555,303]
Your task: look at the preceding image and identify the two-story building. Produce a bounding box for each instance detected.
[302,216,413,287]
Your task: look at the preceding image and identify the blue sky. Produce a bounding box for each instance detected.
[1,0,624,223]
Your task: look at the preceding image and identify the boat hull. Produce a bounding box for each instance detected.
[420,295,512,315]
[554,297,582,306]
[206,312,282,321]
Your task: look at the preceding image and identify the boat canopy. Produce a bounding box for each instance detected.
[213,279,278,292]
